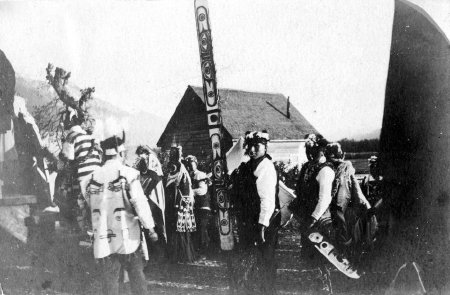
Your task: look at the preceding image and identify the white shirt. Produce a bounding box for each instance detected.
[311,156,335,220]
[254,157,277,227]
[191,170,209,196]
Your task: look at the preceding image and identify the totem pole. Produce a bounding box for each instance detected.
[194,0,234,250]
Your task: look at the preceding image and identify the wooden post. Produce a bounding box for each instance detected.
[194,0,233,250]
[0,131,4,199]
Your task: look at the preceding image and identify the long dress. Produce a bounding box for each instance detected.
[134,157,167,263]
[165,162,197,263]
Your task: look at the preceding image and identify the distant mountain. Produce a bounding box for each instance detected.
[15,75,167,148]
[15,75,61,107]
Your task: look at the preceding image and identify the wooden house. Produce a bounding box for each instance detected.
[157,86,319,166]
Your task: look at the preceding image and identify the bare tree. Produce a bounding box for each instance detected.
[32,97,65,149]
[45,64,95,119]
[32,64,96,149]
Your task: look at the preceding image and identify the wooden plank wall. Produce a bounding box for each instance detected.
[158,89,233,169]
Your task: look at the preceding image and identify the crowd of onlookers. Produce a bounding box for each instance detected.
[26,120,384,295]
[133,145,216,264]
[32,142,217,264]
[31,136,381,267]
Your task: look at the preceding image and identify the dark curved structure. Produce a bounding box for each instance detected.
[0,49,15,132]
[380,0,450,291]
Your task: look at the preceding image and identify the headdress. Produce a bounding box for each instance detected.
[304,133,328,160]
[243,130,270,149]
[325,142,344,160]
[368,155,378,169]
[100,119,126,156]
[62,107,83,129]
[185,155,198,164]
[368,155,378,163]
[169,145,183,162]
[100,131,125,156]
[136,145,151,155]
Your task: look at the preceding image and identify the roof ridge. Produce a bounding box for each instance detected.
[157,86,320,145]
[188,85,285,97]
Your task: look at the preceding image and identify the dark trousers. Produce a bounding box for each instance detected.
[259,226,279,295]
[230,217,280,295]
[97,250,147,295]
[194,208,211,252]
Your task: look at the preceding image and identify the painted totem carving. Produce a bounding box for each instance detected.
[194,0,234,250]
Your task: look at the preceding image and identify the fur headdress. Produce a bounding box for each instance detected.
[243,130,270,149]
[304,133,328,149]
[304,133,329,160]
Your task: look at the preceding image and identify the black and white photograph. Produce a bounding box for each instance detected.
[0,0,449,294]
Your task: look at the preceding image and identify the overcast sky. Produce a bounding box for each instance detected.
[0,0,449,141]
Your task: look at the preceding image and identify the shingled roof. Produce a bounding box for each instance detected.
[190,86,318,140]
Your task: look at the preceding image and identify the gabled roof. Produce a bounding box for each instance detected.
[190,86,318,140]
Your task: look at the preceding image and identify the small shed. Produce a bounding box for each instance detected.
[157,86,319,166]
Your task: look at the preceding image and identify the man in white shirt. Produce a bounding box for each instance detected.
[229,130,280,295]
[290,134,335,294]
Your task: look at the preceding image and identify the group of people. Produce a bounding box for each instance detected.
[35,112,215,295]
[227,131,378,295]
[287,133,378,294]
[137,144,214,265]
[36,109,378,295]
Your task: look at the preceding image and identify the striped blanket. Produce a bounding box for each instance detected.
[62,125,101,181]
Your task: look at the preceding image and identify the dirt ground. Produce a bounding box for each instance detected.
[0,221,397,295]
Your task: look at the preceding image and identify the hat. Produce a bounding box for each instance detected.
[101,119,126,156]
[101,131,125,156]
[244,130,270,149]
